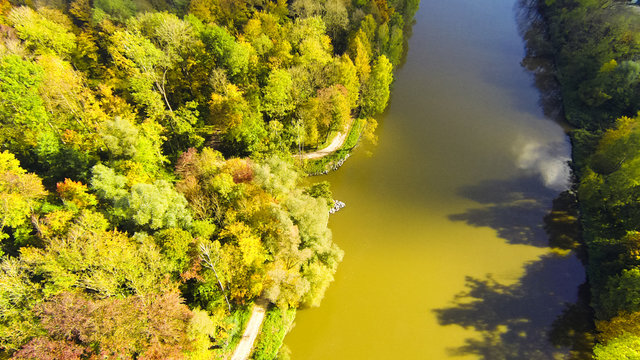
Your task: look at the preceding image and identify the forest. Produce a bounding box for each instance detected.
[0,0,418,358]
[540,0,640,357]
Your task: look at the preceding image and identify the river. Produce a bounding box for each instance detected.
[284,0,587,358]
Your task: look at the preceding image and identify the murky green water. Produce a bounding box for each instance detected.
[284,0,586,358]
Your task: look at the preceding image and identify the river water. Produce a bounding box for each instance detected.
[284,0,587,358]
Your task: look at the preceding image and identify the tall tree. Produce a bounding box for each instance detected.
[0,151,46,250]
[360,54,393,117]
[7,7,76,56]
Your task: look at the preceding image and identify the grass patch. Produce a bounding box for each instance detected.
[250,307,296,360]
[215,305,252,358]
[302,149,347,175]
[342,118,365,150]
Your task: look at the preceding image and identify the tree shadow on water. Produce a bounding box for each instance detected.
[516,0,569,127]
[448,176,558,247]
[437,179,595,359]
[434,254,591,360]
[434,1,598,357]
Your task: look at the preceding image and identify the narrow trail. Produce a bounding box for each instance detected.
[230,298,269,360]
[297,131,348,159]
[295,120,355,160]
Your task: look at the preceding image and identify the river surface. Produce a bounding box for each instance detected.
[284,0,586,359]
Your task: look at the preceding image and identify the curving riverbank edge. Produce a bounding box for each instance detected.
[531,0,640,357]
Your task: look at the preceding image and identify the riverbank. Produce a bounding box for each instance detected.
[536,0,640,356]
[301,119,366,175]
[297,119,355,161]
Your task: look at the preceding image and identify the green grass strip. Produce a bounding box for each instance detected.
[250,307,296,360]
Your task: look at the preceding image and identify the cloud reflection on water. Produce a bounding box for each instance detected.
[513,137,571,191]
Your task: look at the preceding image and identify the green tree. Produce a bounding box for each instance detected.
[383,15,404,66]
[262,68,295,120]
[200,23,253,82]
[252,156,299,199]
[0,258,42,351]
[109,28,173,118]
[316,85,351,135]
[154,228,195,276]
[37,54,105,140]
[305,181,333,209]
[129,12,199,66]
[360,54,393,117]
[329,54,360,109]
[594,333,640,360]
[602,268,640,318]
[290,0,322,18]
[21,210,172,297]
[263,260,310,308]
[89,164,128,204]
[208,82,248,130]
[243,12,293,70]
[99,117,168,177]
[323,0,349,42]
[290,17,333,67]
[127,181,193,230]
[301,261,335,307]
[91,164,191,230]
[93,0,137,22]
[0,151,46,248]
[0,55,53,155]
[7,7,76,56]
[349,30,372,82]
[100,116,140,159]
[188,0,251,29]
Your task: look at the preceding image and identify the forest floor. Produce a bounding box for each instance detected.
[230,298,269,360]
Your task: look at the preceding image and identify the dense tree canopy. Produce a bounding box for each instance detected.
[541,0,640,357]
[0,0,415,356]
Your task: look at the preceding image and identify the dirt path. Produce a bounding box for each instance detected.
[230,299,269,360]
[296,119,355,160]
[296,131,348,160]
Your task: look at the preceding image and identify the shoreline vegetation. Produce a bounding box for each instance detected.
[0,0,418,358]
[302,117,367,175]
[534,0,640,357]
